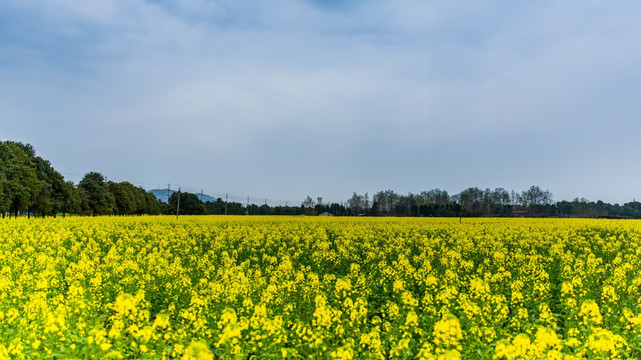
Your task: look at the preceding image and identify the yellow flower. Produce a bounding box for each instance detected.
[182,341,213,360]
[579,300,603,326]
[105,351,124,359]
[433,314,463,350]
[113,293,136,317]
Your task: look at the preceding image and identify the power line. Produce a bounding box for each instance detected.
[156,187,305,207]
[61,173,306,206]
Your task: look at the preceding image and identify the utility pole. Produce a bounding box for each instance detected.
[176,187,181,219]
[246,196,249,215]
[168,184,170,200]
[225,193,228,215]
[200,189,203,201]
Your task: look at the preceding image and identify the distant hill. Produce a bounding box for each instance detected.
[148,189,219,203]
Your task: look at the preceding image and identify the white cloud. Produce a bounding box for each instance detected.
[2,0,641,203]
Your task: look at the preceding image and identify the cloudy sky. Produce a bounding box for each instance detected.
[2,0,641,205]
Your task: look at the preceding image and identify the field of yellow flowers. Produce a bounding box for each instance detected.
[1,216,641,359]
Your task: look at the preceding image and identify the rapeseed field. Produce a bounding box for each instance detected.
[1,216,640,359]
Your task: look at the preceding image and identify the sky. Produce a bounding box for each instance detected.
[1,0,641,205]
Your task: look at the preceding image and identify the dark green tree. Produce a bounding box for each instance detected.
[144,192,162,215]
[456,187,485,215]
[302,196,315,215]
[79,172,115,215]
[372,190,400,216]
[7,142,67,217]
[168,192,205,215]
[108,181,135,215]
[60,181,86,216]
[108,181,161,216]
[32,156,66,217]
[0,141,42,217]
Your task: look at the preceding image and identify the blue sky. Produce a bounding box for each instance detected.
[2,0,641,205]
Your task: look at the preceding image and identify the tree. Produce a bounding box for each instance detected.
[347,192,369,215]
[106,181,154,215]
[302,196,315,215]
[168,192,205,215]
[491,188,511,206]
[419,189,450,205]
[79,172,115,215]
[521,186,553,206]
[60,181,86,216]
[144,192,162,215]
[302,196,315,208]
[392,193,411,216]
[372,190,400,216]
[0,151,7,216]
[456,187,485,215]
[108,181,135,215]
[0,141,42,217]
[32,156,66,217]
[0,140,168,217]
[6,141,69,217]
[510,190,521,206]
[488,188,512,216]
[555,200,572,217]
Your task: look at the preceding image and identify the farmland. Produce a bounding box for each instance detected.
[1,216,640,359]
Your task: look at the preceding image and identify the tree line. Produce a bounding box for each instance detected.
[0,141,164,218]
[339,188,641,218]
[2,140,640,218]
[174,187,641,219]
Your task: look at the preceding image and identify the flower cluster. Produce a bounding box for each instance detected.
[0,216,640,358]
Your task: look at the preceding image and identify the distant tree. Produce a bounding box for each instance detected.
[60,181,87,216]
[571,198,585,217]
[168,192,205,215]
[419,189,450,205]
[521,186,553,206]
[227,201,244,215]
[302,196,315,208]
[106,181,154,215]
[33,157,66,216]
[555,200,572,217]
[457,187,485,215]
[329,203,346,216]
[394,195,409,216]
[204,198,225,215]
[144,192,162,215]
[0,149,8,216]
[487,188,512,216]
[7,142,67,217]
[315,197,331,215]
[621,201,641,219]
[594,200,606,217]
[79,172,115,215]
[302,196,315,215]
[347,192,367,215]
[510,190,521,206]
[108,181,135,215]
[491,188,511,206]
[0,141,42,217]
[130,186,146,215]
[372,190,400,216]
